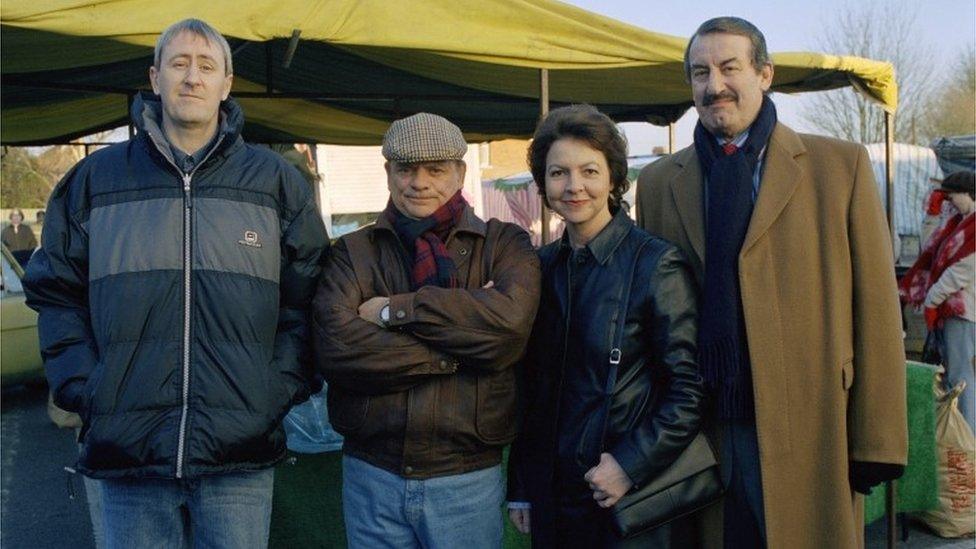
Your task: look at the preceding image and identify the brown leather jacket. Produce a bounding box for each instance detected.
[312,207,541,478]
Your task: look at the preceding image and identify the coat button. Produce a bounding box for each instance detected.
[404,466,414,475]
[439,360,449,370]
[458,248,468,256]
[395,310,406,319]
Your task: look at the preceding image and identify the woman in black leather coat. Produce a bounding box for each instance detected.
[507,105,705,548]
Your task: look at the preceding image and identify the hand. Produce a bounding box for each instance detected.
[924,307,939,330]
[358,296,390,327]
[508,508,531,534]
[584,452,633,508]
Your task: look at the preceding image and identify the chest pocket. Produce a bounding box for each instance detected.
[193,198,280,283]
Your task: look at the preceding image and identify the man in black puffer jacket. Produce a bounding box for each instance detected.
[23,18,328,548]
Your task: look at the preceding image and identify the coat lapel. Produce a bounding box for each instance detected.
[741,124,805,256]
[669,150,706,263]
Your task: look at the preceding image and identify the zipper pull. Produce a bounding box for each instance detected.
[609,348,621,365]
[183,174,192,208]
[63,466,77,499]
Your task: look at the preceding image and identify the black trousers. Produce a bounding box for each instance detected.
[721,419,767,548]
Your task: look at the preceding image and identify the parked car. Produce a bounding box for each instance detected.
[1,243,43,386]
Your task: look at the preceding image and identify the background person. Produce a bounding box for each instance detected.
[901,170,976,428]
[2,208,38,266]
[508,104,704,548]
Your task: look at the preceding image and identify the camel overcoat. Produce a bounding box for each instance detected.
[635,123,908,549]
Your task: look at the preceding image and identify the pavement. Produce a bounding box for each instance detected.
[1,383,973,549]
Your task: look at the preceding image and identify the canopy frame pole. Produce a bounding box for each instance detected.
[127,93,135,139]
[540,68,551,245]
[668,122,675,154]
[282,30,301,69]
[265,41,274,94]
[883,109,897,549]
[884,112,896,251]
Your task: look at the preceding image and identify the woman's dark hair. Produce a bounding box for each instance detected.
[528,104,629,211]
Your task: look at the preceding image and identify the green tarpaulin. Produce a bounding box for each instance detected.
[2,0,898,144]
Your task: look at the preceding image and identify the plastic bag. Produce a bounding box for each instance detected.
[282,385,343,454]
[916,380,976,537]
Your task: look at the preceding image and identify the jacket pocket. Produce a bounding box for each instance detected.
[841,358,854,391]
[327,389,369,434]
[475,369,517,443]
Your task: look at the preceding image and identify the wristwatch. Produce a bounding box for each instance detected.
[379,303,391,327]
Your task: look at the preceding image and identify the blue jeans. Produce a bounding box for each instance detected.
[99,468,274,549]
[342,455,504,549]
[939,318,976,430]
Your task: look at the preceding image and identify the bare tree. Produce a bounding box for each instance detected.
[801,1,939,144]
[923,48,976,139]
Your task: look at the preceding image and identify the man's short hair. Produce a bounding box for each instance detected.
[154,19,234,76]
[683,16,771,81]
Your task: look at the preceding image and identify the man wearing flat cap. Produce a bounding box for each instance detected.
[313,112,541,548]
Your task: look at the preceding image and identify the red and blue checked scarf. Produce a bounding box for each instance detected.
[900,212,975,327]
[385,191,466,290]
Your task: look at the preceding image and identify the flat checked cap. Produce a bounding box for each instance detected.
[382,113,467,163]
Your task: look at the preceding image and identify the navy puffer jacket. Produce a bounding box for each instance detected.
[24,93,329,479]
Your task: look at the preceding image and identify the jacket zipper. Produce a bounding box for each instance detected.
[168,137,224,479]
[176,172,192,479]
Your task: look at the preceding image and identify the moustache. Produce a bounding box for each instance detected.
[703,91,738,106]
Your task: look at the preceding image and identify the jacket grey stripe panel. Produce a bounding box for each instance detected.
[193,197,280,284]
[89,198,183,281]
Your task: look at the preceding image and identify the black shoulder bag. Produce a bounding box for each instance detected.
[598,237,724,539]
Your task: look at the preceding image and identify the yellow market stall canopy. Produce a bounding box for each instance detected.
[1,0,898,145]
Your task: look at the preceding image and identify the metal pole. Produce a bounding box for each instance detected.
[265,41,274,93]
[540,68,551,245]
[127,93,135,139]
[886,481,897,549]
[884,111,896,251]
[668,122,675,155]
[883,110,897,549]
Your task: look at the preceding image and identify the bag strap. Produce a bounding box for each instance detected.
[598,233,652,448]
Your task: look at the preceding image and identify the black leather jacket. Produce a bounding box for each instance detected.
[508,211,704,537]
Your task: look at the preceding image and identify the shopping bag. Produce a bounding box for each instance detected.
[916,380,975,537]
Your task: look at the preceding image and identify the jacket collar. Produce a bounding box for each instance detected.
[558,207,633,266]
[374,203,487,239]
[132,91,244,166]
[669,122,806,263]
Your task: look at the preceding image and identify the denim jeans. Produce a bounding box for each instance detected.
[939,318,976,430]
[342,455,504,549]
[99,468,274,549]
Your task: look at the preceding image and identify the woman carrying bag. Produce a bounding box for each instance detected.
[507,105,710,548]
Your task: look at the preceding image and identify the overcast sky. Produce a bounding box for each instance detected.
[561,0,976,152]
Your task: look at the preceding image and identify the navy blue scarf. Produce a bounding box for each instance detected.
[693,96,777,419]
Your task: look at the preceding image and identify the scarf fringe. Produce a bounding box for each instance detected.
[699,336,754,418]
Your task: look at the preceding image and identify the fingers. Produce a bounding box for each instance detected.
[597,495,619,508]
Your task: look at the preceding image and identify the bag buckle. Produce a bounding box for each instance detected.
[609,348,622,365]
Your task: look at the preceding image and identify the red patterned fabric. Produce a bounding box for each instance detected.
[384,191,466,290]
[900,212,975,327]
